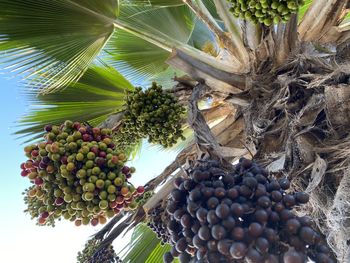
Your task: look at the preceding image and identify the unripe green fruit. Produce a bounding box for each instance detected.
[64,120,73,128]
[79,179,87,186]
[39,149,48,157]
[54,189,63,198]
[92,167,100,175]
[76,202,85,210]
[81,146,89,154]
[108,194,116,202]
[87,204,94,212]
[107,185,117,194]
[99,191,108,200]
[88,176,98,184]
[95,179,105,189]
[73,194,81,202]
[77,169,87,179]
[105,180,112,188]
[73,131,82,140]
[63,212,71,220]
[54,209,62,216]
[61,169,69,178]
[63,187,72,194]
[87,152,95,160]
[82,217,90,225]
[47,205,55,212]
[106,210,115,218]
[85,160,94,168]
[83,192,94,201]
[39,170,47,177]
[93,206,101,214]
[66,162,75,171]
[68,208,76,216]
[83,183,95,192]
[68,142,77,150]
[99,172,107,180]
[98,142,107,151]
[114,177,123,187]
[107,172,116,180]
[99,200,109,210]
[76,153,84,161]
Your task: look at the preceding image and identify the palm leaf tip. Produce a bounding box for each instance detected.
[0,0,118,94]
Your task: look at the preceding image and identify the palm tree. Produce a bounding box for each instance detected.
[1,0,350,262]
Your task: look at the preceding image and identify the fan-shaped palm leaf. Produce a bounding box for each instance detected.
[15,65,134,142]
[0,0,118,93]
[104,4,196,85]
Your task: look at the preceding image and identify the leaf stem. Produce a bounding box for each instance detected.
[183,0,247,65]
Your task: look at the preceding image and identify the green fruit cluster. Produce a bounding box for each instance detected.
[227,0,304,25]
[77,238,121,263]
[20,121,142,227]
[118,82,186,148]
[23,186,57,227]
[135,190,154,207]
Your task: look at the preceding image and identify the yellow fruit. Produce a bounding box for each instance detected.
[99,216,107,225]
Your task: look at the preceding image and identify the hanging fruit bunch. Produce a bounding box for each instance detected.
[20,121,145,226]
[151,158,334,263]
[227,0,304,26]
[117,82,186,148]
[135,188,153,207]
[147,203,173,246]
[77,238,122,263]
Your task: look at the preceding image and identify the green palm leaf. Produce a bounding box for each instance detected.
[0,0,118,93]
[105,31,170,85]
[118,223,160,263]
[104,4,196,85]
[118,223,178,263]
[299,0,313,21]
[125,0,184,6]
[15,65,134,142]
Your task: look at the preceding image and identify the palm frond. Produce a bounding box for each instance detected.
[145,242,179,263]
[298,0,313,21]
[15,65,134,142]
[0,0,118,93]
[118,223,160,263]
[104,4,196,85]
[123,0,184,6]
[117,223,179,263]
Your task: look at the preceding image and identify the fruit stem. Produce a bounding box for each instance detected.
[213,0,250,63]
[184,0,248,66]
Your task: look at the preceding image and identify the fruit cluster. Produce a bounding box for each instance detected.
[135,190,153,207]
[227,0,304,26]
[20,121,145,226]
[157,158,333,262]
[147,203,172,245]
[23,186,57,227]
[118,82,186,148]
[77,238,121,263]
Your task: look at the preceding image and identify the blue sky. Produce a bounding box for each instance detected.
[0,75,177,262]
